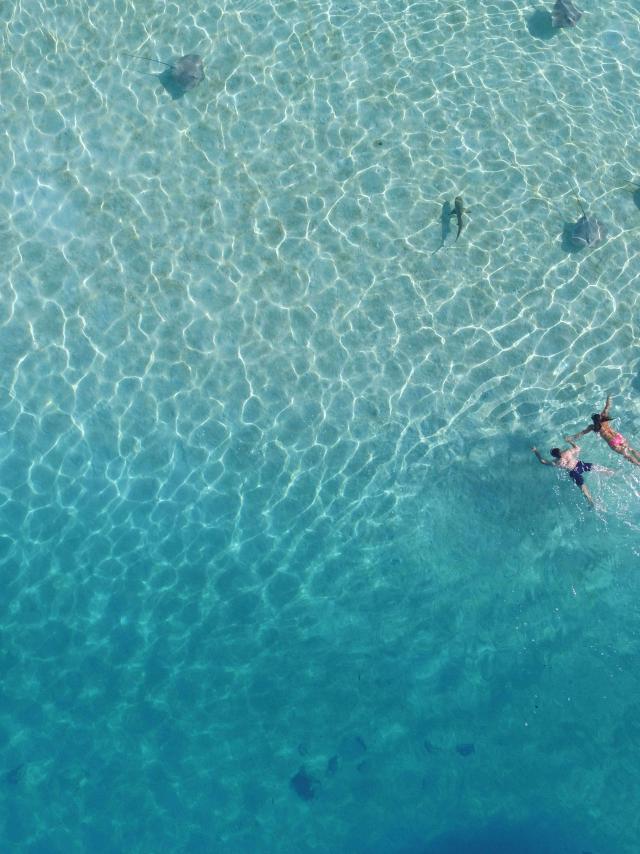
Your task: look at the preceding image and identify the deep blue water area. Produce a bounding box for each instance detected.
[2,0,640,851]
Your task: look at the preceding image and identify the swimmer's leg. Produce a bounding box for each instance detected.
[626,445,640,464]
[620,449,640,467]
[592,464,616,476]
[580,483,595,507]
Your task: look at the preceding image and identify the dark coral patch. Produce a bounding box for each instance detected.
[4,764,24,785]
[423,738,440,754]
[326,755,339,776]
[290,767,316,801]
[338,734,367,760]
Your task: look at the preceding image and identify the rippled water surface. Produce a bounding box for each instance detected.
[2,1,640,851]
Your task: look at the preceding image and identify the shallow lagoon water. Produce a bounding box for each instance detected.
[1,0,640,851]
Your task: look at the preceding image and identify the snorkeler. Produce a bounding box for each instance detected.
[531,440,613,507]
[567,395,640,467]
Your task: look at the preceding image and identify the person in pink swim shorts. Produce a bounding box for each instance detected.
[567,395,640,467]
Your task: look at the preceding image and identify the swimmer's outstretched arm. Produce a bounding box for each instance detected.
[531,447,551,465]
[564,437,579,448]
[566,424,593,441]
[602,395,612,417]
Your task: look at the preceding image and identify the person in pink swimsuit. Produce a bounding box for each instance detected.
[567,395,640,467]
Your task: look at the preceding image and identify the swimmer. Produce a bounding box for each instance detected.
[531,441,613,507]
[567,395,640,467]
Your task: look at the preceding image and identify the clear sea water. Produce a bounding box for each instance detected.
[2,0,640,851]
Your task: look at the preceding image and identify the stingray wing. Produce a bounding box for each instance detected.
[571,216,590,246]
[173,55,204,88]
[571,216,605,247]
[552,0,582,28]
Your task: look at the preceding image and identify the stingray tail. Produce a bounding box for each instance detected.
[572,180,588,218]
[574,195,588,219]
[122,52,173,69]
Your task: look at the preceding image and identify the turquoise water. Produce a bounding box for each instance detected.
[2,0,640,850]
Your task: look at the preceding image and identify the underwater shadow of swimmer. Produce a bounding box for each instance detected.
[527,10,555,40]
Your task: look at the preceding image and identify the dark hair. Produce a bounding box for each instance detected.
[550,448,561,458]
[591,413,612,431]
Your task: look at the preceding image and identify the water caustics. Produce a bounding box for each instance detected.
[1,0,640,852]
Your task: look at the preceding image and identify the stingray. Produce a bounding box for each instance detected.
[623,179,640,210]
[552,0,582,28]
[124,52,204,99]
[570,198,606,248]
[290,767,317,801]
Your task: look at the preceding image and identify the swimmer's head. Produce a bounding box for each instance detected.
[550,448,561,458]
[591,413,612,430]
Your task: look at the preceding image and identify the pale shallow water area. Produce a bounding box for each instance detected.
[1,0,640,851]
